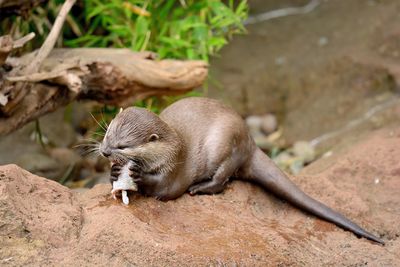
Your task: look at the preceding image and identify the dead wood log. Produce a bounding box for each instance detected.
[0,47,208,136]
[0,0,77,136]
[0,35,13,65]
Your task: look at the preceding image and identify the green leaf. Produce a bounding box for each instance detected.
[208,36,227,47]
[30,0,249,63]
[135,16,149,36]
[159,36,191,47]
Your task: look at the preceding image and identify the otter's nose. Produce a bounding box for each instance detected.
[102,151,111,158]
[100,146,112,158]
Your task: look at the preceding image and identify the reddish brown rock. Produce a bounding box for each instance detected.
[0,165,82,265]
[0,127,399,266]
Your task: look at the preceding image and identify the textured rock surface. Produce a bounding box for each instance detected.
[0,165,82,266]
[1,126,400,266]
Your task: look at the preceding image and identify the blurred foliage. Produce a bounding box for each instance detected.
[1,0,248,62]
[69,0,248,62]
[1,0,248,135]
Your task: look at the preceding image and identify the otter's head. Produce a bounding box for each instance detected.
[100,107,179,173]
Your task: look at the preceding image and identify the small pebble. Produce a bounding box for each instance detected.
[245,115,263,136]
[292,141,315,163]
[275,56,286,65]
[245,115,262,130]
[253,135,273,150]
[318,37,329,46]
[273,151,292,168]
[260,114,278,135]
[290,159,305,175]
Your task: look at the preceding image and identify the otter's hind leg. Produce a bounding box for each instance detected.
[189,159,236,195]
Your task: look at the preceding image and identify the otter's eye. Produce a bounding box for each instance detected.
[148,134,159,142]
[117,145,128,150]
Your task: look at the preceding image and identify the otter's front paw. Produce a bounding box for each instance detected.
[109,164,122,184]
[128,163,146,186]
[129,162,143,178]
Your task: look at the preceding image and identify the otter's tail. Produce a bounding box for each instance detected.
[245,148,384,244]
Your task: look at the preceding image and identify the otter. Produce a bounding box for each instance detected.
[100,97,383,244]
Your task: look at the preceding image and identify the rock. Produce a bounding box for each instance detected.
[260,113,277,135]
[0,107,86,182]
[289,158,305,175]
[14,148,83,182]
[253,135,274,150]
[48,147,82,166]
[39,108,77,148]
[273,151,292,169]
[274,56,286,66]
[0,165,81,266]
[0,123,41,166]
[71,187,90,194]
[15,152,61,180]
[246,114,278,148]
[292,141,315,163]
[49,147,83,183]
[245,115,262,136]
[1,126,400,266]
[318,36,329,47]
[273,142,315,174]
[90,172,111,186]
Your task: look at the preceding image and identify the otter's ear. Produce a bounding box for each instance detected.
[119,107,123,114]
[148,133,159,142]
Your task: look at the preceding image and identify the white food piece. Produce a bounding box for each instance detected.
[122,190,129,205]
[111,161,138,205]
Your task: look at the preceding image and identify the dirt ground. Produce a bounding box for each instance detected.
[1,126,399,266]
[209,0,400,146]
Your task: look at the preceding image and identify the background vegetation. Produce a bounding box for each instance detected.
[2,0,248,61]
[1,0,248,119]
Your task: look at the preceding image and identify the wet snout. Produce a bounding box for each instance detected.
[100,144,112,158]
[102,151,111,157]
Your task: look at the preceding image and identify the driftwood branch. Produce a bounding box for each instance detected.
[0,48,208,135]
[0,0,75,131]
[0,33,35,107]
[0,35,13,65]
[12,32,36,48]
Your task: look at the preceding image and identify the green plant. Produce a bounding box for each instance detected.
[2,1,248,62]
[65,0,248,62]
